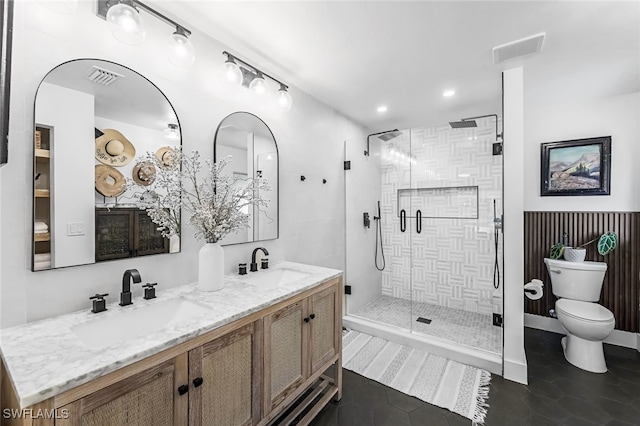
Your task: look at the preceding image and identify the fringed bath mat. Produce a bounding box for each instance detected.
[342,330,490,425]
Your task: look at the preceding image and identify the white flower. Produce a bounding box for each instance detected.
[131,148,270,243]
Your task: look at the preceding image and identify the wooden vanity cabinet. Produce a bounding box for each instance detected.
[57,355,188,426]
[1,277,341,426]
[188,322,262,426]
[263,282,341,422]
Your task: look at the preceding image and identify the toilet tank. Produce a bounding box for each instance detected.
[544,258,607,302]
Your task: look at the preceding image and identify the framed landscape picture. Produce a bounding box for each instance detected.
[540,136,611,196]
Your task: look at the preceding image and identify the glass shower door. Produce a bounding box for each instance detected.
[344,131,414,331]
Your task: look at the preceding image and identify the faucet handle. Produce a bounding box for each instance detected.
[143,283,157,300]
[90,293,109,313]
[90,293,109,300]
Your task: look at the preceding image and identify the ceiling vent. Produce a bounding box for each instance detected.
[84,66,124,86]
[493,32,545,64]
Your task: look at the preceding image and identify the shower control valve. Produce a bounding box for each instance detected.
[363,212,370,229]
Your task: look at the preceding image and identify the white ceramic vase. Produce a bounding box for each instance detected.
[563,247,586,262]
[198,242,225,291]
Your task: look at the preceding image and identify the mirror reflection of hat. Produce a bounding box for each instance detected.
[95,129,136,166]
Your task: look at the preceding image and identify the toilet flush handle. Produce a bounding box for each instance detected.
[550,269,562,274]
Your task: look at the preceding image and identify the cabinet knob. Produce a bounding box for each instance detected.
[193,377,204,388]
[309,314,316,320]
[177,384,189,395]
[304,317,310,323]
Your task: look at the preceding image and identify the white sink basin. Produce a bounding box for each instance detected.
[71,298,212,350]
[242,268,311,288]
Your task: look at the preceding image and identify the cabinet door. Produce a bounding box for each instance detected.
[188,322,261,426]
[95,209,133,261]
[57,356,188,426]
[263,300,307,414]
[309,284,340,374]
[134,210,169,256]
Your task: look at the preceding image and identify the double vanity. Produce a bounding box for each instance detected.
[0,262,343,425]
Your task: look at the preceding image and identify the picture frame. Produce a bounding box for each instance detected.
[0,0,13,166]
[540,136,611,196]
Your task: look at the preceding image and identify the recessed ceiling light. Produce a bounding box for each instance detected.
[443,90,456,97]
[377,105,388,113]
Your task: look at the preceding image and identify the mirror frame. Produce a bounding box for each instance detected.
[0,0,13,166]
[32,58,182,271]
[213,111,279,245]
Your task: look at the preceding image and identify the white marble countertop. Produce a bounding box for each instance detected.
[0,261,342,408]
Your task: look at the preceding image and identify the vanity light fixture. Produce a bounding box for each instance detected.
[97,0,195,67]
[277,84,293,111]
[249,71,267,95]
[222,51,293,111]
[377,105,388,113]
[164,124,179,141]
[443,90,456,97]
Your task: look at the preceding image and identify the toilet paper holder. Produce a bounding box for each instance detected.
[524,279,544,300]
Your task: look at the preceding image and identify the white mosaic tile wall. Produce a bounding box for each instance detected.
[380,118,503,315]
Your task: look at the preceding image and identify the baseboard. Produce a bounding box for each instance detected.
[503,355,528,385]
[524,313,639,352]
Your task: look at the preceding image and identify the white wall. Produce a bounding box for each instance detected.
[0,1,365,327]
[36,82,95,268]
[524,91,640,211]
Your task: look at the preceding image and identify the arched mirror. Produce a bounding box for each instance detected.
[32,59,181,271]
[214,112,279,245]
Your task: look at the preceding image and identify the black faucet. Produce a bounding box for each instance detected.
[250,247,269,272]
[120,269,141,306]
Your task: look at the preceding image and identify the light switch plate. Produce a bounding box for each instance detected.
[67,222,85,236]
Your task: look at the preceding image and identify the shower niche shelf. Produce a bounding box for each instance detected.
[397,185,479,219]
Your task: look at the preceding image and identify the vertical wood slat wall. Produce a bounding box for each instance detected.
[524,211,639,333]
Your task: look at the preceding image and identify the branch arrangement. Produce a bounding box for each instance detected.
[132,148,270,243]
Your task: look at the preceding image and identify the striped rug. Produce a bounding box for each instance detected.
[342,330,491,425]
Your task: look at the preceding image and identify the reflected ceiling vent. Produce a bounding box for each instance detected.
[84,66,124,86]
[493,32,545,64]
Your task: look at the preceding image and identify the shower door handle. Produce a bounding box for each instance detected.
[400,209,406,232]
[416,210,422,234]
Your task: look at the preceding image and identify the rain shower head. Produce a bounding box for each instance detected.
[364,128,403,156]
[449,120,478,129]
[449,114,503,142]
[378,130,403,141]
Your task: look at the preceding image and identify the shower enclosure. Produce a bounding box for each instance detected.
[343,117,504,373]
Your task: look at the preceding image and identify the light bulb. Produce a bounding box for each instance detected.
[106,2,145,46]
[164,124,180,141]
[249,73,267,95]
[276,86,293,111]
[222,58,243,84]
[167,29,195,68]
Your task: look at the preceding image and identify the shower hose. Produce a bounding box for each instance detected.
[374,215,385,271]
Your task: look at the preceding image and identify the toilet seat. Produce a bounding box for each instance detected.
[556,299,614,323]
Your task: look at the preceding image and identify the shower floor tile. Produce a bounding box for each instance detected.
[354,295,502,354]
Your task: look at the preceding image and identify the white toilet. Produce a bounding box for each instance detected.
[544,258,615,373]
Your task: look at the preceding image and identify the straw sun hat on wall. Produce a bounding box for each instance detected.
[95,129,136,166]
[95,165,126,197]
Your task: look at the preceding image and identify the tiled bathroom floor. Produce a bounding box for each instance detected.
[310,328,640,426]
[354,295,502,354]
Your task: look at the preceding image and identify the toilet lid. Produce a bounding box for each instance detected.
[556,299,614,322]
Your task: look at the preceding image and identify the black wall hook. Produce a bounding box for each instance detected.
[300,175,306,181]
[323,179,327,184]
